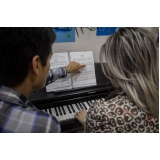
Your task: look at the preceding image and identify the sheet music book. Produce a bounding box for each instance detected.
[46,51,97,92]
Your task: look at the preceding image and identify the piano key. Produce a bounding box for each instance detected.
[56,107,63,121]
[52,108,59,121]
[70,105,75,113]
[87,101,92,106]
[64,105,72,119]
[72,104,79,112]
[79,103,85,110]
[54,107,61,121]
[77,103,83,110]
[66,105,73,119]
[47,109,50,114]
[54,107,59,116]
[50,108,55,117]
[58,107,62,115]
[67,105,71,113]
[75,103,80,110]
[61,106,66,115]
[60,106,68,120]
[68,105,74,118]
[86,101,90,106]
[83,102,90,110]
[59,107,66,121]
[80,102,87,110]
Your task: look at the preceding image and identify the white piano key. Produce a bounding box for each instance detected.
[47,109,50,114]
[88,101,92,105]
[80,102,87,110]
[70,105,76,113]
[77,103,83,110]
[83,102,90,110]
[50,108,55,117]
[75,103,80,111]
[60,106,67,120]
[53,108,60,121]
[64,105,72,119]
[56,107,63,121]
[62,106,70,120]
[72,104,79,112]
[59,107,65,121]
[68,105,74,118]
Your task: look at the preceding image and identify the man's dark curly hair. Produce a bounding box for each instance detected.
[0,27,56,87]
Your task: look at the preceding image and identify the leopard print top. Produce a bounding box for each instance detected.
[85,95,159,133]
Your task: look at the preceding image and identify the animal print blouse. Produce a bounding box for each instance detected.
[85,95,159,133]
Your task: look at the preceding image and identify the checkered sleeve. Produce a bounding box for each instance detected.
[45,67,67,86]
[30,110,61,133]
[0,104,60,133]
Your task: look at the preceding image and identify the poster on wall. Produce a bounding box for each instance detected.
[52,27,75,43]
[96,27,117,36]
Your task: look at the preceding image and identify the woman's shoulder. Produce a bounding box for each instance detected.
[87,94,158,132]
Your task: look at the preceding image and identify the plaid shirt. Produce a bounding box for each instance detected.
[0,67,67,133]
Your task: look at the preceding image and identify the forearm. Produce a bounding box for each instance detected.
[45,67,67,86]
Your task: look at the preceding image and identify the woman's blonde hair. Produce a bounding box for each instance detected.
[100,27,159,117]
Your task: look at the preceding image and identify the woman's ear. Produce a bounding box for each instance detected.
[31,55,41,75]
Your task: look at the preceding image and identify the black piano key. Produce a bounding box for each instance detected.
[79,103,85,110]
[75,103,80,110]
[49,108,52,114]
[67,105,72,113]
[87,101,92,105]
[70,105,75,113]
[80,103,84,110]
[86,101,90,106]
[61,106,66,115]
[76,103,82,110]
[80,102,87,110]
[58,107,62,115]
[55,107,59,116]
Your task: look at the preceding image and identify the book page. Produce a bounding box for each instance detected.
[46,52,72,92]
[69,51,97,88]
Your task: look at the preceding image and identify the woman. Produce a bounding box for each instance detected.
[75,27,159,133]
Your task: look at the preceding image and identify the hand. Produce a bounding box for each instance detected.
[75,109,87,124]
[65,61,86,73]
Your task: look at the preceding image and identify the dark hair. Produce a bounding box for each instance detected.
[0,27,56,87]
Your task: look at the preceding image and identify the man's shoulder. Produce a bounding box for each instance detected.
[0,100,60,133]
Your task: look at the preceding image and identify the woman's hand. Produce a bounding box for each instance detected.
[65,61,86,73]
[75,109,87,124]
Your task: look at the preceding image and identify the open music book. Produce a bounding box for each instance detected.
[46,51,97,92]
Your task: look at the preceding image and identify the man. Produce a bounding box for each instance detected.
[0,27,85,133]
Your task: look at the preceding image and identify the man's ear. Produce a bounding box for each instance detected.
[31,55,41,75]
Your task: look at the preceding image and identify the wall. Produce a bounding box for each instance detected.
[52,27,153,62]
